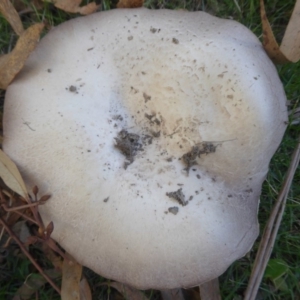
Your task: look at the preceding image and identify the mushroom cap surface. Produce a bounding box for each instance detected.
[3,8,287,289]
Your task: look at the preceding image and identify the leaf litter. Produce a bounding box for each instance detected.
[0,23,44,89]
[260,0,300,64]
[0,0,24,36]
[45,0,99,15]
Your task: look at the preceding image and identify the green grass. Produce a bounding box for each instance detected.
[0,0,300,299]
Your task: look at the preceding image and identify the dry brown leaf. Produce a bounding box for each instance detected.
[117,0,144,8]
[0,22,44,89]
[260,0,300,64]
[109,282,149,300]
[280,0,300,62]
[260,0,289,64]
[61,254,83,300]
[47,0,98,15]
[0,150,28,200]
[0,0,24,35]
[79,277,92,300]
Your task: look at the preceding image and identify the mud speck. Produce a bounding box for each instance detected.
[115,130,143,168]
[201,142,217,154]
[172,38,179,44]
[182,142,218,174]
[112,115,124,121]
[69,85,77,92]
[168,207,179,215]
[103,197,109,203]
[150,27,157,33]
[152,131,161,138]
[145,113,161,126]
[182,146,200,173]
[145,113,155,121]
[143,92,151,102]
[166,188,188,206]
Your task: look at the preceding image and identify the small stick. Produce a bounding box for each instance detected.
[244,137,300,300]
[2,201,44,211]
[5,209,38,225]
[0,216,61,295]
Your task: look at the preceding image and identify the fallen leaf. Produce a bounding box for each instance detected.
[117,0,144,8]
[46,0,99,15]
[0,150,28,200]
[0,22,44,89]
[260,0,300,64]
[0,0,24,35]
[109,282,149,300]
[61,254,83,300]
[280,0,300,62]
[260,0,289,64]
[79,276,92,300]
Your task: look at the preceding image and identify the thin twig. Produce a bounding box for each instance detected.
[244,137,300,300]
[0,216,61,295]
[2,201,43,211]
[5,209,38,225]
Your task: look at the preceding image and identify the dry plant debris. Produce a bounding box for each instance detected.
[0,151,92,299]
[0,0,99,90]
[61,254,83,300]
[0,0,44,90]
[0,23,44,89]
[244,137,300,300]
[0,0,24,35]
[117,0,144,8]
[280,0,300,62]
[0,150,28,200]
[0,191,61,295]
[261,0,300,63]
[45,0,99,15]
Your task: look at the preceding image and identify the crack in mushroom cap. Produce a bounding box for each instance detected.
[3,8,287,289]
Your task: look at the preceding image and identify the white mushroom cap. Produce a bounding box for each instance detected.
[3,8,287,289]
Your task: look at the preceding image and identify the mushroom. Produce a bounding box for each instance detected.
[3,8,287,289]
